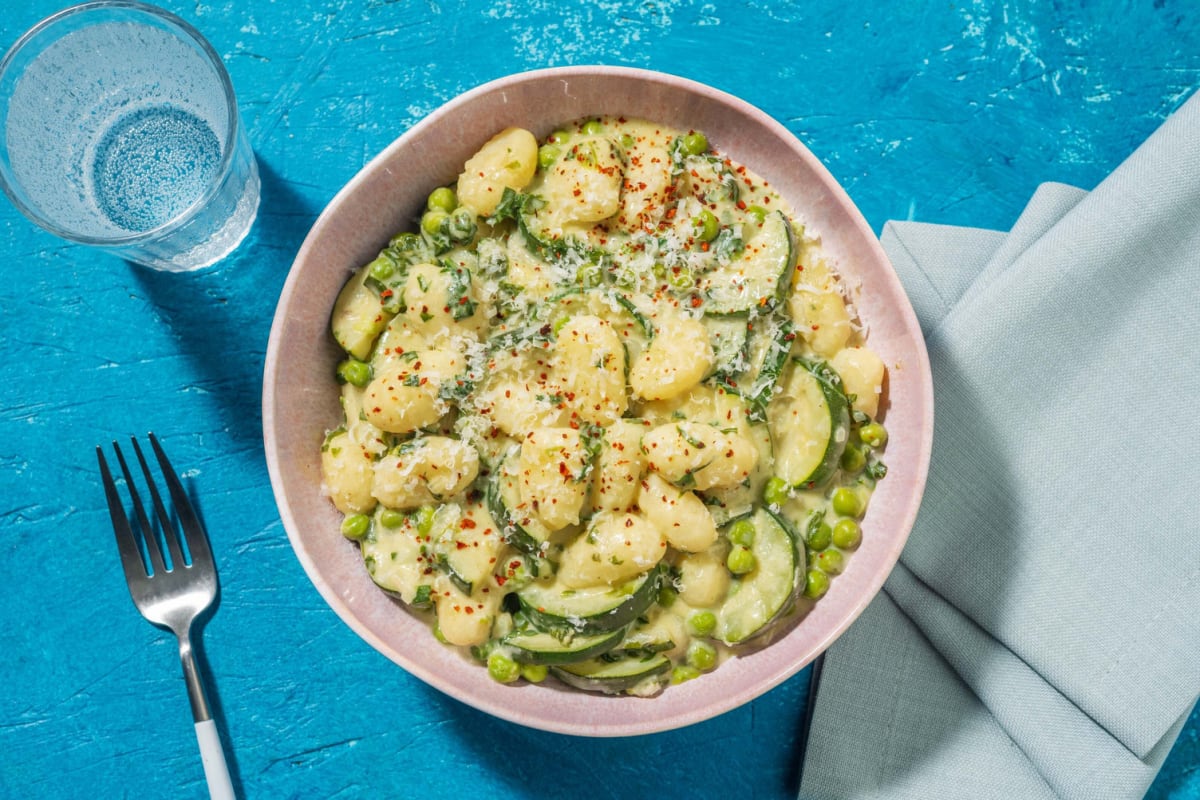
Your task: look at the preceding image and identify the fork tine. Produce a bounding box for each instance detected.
[130,435,187,572]
[148,433,214,571]
[111,439,168,577]
[97,445,154,584]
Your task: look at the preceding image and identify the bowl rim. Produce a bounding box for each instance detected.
[263,64,934,737]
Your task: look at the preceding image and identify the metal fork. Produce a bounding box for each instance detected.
[97,434,236,800]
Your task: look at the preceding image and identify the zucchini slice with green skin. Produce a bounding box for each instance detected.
[768,357,851,489]
[501,627,626,665]
[699,210,795,314]
[486,452,553,556]
[714,507,801,645]
[434,503,506,596]
[551,654,672,694]
[517,564,666,634]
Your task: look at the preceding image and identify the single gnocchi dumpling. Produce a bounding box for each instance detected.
[616,140,675,233]
[371,436,480,510]
[629,315,713,401]
[690,430,759,491]
[640,421,717,485]
[541,136,624,225]
[558,511,667,589]
[675,545,731,608]
[830,346,886,419]
[399,261,486,343]
[320,429,377,515]
[589,419,650,513]
[789,245,854,358]
[456,127,539,216]
[363,348,467,434]
[518,427,590,531]
[638,472,717,552]
[433,573,502,647]
[551,314,628,426]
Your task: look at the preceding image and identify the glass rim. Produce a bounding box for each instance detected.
[0,0,246,248]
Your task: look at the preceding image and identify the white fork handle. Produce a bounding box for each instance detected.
[195,719,236,800]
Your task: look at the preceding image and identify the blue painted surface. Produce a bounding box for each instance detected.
[1,1,1197,797]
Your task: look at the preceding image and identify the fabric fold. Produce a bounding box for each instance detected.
[799,89,1200,799]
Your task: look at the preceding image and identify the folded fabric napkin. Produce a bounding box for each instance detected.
[799,89,1200,799]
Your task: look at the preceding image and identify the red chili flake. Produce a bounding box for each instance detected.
[380,289,394,298]
[624,519,634,528]
[460,518,477,529]
[464,606,475,615]
[495,575,507,586]
[811,324,821,331]
[455,541,469,550]
[690,296,702,308]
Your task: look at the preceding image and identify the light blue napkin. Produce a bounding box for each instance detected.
[799,90,1200,799]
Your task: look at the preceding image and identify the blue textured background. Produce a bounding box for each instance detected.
[2,2,1197,798]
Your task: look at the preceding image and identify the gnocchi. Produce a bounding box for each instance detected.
[320,116,891,697]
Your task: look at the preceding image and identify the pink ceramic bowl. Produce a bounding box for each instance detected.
[263,66,933,737]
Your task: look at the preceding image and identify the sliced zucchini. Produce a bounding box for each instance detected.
[433,502,506,595]
[699,210,795,314]
[502,626,626,665]
[714,508,800,645]
[551,654,672,695]
[768,358,851,489]
[517,564,666,634]
[331,262,395,360]
[486,451,554,555]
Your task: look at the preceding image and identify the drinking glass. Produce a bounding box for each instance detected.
[0,1,260,272]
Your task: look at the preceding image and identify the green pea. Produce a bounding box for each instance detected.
[340,513,370,540]
[687,641,718,671]
[547,128,571,144]
[378,508,406,529]
[817,548,845,575]
[421,209,448,236]
[833,518,862,550]
[687,610,717,637]
[728,518,755,547]
[620,133,636,148]
[657,584,678,608]
[680,131,708,156]
[746,205,768,224]
[840,443,866,473]
[727,544,757,575]
[581,119,604,135]
[831,487,863,518]
[763,476,790,507]
[520,663,549,683]
[671,665,701,684]
[537,144,561,170]
[807,521,832,552]
[487,651,521,684]
[367,253,397,282]
[860,422,888,448]
[804,569,830,599]
[336,358,372,388]
[692,209,719,242]
[414,505,436,536]
[427,186,457,213]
